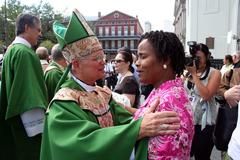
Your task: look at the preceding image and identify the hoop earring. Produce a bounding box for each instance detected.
[163,64,167,69]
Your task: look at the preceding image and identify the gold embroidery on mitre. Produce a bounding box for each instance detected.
[64,37,102,60]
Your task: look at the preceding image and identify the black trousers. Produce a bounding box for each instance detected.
[190,125,215,160]
[0,116,42,160]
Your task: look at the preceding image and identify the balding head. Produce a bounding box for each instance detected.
[36,47,49,60]
[51,44,65,61]
[51,44,67,68]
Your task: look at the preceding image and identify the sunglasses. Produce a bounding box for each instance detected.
[112,59,125,63]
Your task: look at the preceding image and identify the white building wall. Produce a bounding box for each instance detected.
[186,0,239,58]
[227,0,239,53]
[163,20,174,32]
[144,21,152,33]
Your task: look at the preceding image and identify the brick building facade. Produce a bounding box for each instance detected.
[93,10,143,59]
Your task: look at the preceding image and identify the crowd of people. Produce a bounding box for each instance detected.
[0,8,240,160]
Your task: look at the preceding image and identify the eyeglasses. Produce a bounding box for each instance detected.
[112,59,125,63]
[80,54,106,63]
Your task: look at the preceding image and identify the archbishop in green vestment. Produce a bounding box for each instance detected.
[40,9,180,160]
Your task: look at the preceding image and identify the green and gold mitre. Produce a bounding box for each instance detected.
[52,9,102,62]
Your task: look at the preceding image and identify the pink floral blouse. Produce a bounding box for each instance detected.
[134,78,194,160]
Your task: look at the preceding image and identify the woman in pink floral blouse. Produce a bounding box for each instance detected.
[134,31,194,160]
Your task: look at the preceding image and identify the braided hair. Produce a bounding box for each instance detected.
[139,30,185,77]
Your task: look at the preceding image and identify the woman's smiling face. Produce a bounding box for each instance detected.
[136,39,164,85]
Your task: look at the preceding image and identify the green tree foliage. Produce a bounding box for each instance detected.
[0,40,6,54]
[25,0,65,43]
[39,40,54,54]
[0,0,25,45]
[0,0,65,48]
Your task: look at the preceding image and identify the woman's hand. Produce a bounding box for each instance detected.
[185,65,197,77]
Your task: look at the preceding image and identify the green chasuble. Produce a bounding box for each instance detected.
[44,61,64,101]
[40,78,148,160]
[0,43,48,160]
[0,43,47,118]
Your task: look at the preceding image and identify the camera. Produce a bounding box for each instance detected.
[185,41,200,69]
[185,56,200,69]
[187,41,197,55]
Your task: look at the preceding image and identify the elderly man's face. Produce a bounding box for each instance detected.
[74,49,105,85]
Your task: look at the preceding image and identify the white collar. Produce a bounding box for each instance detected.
[40,60,49,65]
[71,74,95,92]
[12,36,31,48]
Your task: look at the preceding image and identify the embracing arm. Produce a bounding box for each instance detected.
[41,101,141,160]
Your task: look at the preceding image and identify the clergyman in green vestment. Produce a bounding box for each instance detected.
[44,43,67,102]
[0,13,48,160]
[40,9,180,160]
